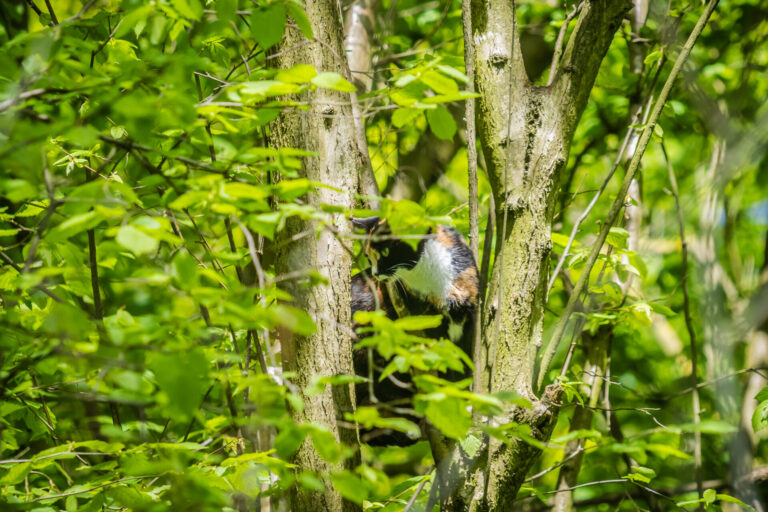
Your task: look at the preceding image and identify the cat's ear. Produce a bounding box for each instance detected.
[351,216,381,233]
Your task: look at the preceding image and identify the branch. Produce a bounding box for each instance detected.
[65,0,97,23]
[21,184,59,272]
[0,88,47,113]
[30,476,152,502]
[538,0,720,391]
[0,249,64,303]
[97,135,228,176]
[463,0,479,264]
[43,0,58,25]
[546,2,583,87]
[343,0,377,91]
[663,141,703,505]
[338,0,380,207]
[552,0,631,139]
[470,0,527,197]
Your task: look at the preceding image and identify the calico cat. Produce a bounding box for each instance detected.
[351,216,478,361]
[350,216,478,445]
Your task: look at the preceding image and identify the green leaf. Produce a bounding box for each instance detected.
[392,108,421,128]
[0,462,31,484]
[672,420,738,434]
[648,302,675,316]
[297,471,325,491]
[755,386,768,403]
[420,396,471,440]
[309,428,341,463]
[286,1,314,39]
[116,225,159,256]
[114,6,154,38]
[273,304,317,335]
[393,315,443,331]
[606,227,630,249]
[751,399,768,432]
[148,349,210,420]
[653,123,664,140]
[311,72,356,92]
[170,0,203,19]
[275,427,307,458]
[436,64,468,84]
[47,211,102,243]
[459,433,482,457]
[420,70,458,94]
[426,106,456,140]
[644,443,692,460]
[252,4,286,50]
[248,211,281,240]
[703,488,716,504]
[216,0,236,22]
[421,91,481,104]
[716,493,757,512]
[551,232,578,248]
[331,470,369,504]
[276,64,317,84]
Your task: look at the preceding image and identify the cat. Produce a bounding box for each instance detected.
[351,216,478,359]
[350,216,479,445]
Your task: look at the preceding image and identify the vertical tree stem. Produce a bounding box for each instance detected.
[662,141,703,506]
[462,0,479,264]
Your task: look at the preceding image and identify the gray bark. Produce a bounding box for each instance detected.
[343,0,380,206]
[458,1,631,509]
[269,1,365,510]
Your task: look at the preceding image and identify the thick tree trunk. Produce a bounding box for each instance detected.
[269,2,366,510]
[455,1,631,509]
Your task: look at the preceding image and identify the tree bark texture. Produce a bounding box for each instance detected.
[269,2,365,510]
[462,0,630,508]
[343,0,377,92]
[343,0,381,205]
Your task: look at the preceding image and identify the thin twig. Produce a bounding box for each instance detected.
[65,0,97,22]
[402,476,429,512]
[0,88,47,113]
[524,445,583,482]
[24,0,43,16]
[182,385,214,442]
[235,217,283,387]
[547,2,583,87]
[0,250,64,303]
[30,476,151,502]
[20,199,59,273]
[43,0,58,24]
[662,141,703,505]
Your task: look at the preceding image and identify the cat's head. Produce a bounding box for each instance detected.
[351,216,418,277]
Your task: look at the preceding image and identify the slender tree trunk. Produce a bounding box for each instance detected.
[343,0,377,92]
[269,2,367,510]
[454,1,631,509]
[343,0,381,206]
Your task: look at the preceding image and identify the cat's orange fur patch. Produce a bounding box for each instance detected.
[448,266,479,304]
[435,226,455,248]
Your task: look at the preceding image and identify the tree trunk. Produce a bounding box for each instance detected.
[268,1,367,510]
[457,1,631,509]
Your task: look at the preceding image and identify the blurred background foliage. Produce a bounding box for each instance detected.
[1,0,768,510]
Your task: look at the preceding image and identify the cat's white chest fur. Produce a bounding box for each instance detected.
[395,238,454,307]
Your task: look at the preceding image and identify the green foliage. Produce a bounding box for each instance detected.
[1,0,767,509]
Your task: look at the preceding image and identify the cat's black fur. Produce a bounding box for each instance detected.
[350,216,478,445]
